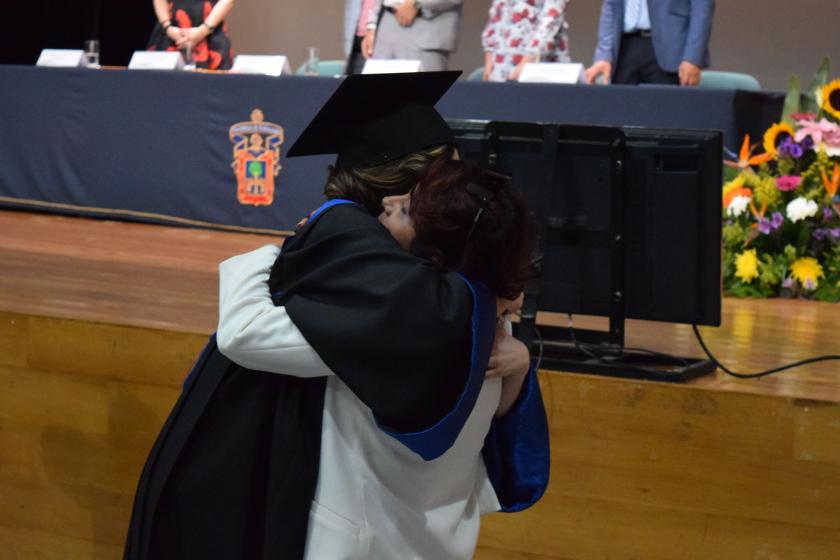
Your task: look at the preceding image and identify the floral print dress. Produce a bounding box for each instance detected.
[147,0,234,70]
[481,0,571,82]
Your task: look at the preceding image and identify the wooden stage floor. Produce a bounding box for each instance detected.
[1,209,837,402]
[2,209,840,559]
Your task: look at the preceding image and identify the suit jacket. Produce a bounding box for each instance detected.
[593,0,714,72]
[369,0,463,52]
[344,0,364,55]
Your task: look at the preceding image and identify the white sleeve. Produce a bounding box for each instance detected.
[217,244,335,377]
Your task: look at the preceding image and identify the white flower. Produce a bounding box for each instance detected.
[726,194,751,217]
[786,196,819,223]
[821,142,840,157]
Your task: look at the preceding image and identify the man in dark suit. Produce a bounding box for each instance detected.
[584,0,714,86]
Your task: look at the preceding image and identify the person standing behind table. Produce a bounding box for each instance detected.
[481,0,571,82]
[147,0,235,70]
[345,0,380,74]
[364,0,462,72]
[584,0,714,86]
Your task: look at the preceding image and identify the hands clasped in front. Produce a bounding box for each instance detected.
[166,25,210,50]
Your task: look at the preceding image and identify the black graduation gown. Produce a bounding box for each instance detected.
[124,201,495,560]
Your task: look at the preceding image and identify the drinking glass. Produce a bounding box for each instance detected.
[304,47,320,76]
[182,45,196,70]
[83,39,100,68]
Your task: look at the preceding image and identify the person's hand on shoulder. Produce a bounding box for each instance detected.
[584,60,611,85]
[486,322,529,380]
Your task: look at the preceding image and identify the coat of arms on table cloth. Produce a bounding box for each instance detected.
[229,109,284,206]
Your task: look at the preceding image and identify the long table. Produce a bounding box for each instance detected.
[0,65,783,233]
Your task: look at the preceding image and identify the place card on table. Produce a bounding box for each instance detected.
[127,51,185,71]
[362,59,423,74]
[230,55,291,77]
[518,62,584,84]
[36,49,88,68]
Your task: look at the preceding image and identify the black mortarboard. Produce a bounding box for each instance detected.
[287,71,461,169]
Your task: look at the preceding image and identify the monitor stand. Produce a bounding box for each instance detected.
[514,320,716,383]
[504,122,715,383]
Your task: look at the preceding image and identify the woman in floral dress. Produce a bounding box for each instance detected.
[147,0,235,70]
[481,0,571,82]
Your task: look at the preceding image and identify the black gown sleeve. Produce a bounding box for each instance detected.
[269,202,484,436]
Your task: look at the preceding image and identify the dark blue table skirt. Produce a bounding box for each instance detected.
[0,65,782,233]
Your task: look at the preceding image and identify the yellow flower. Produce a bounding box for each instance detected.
[734,249,759,283]
[822,79,840,120]
[762,122,795,158]
[790,257,825,290]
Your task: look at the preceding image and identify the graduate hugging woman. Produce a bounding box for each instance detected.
[124,71,549,560]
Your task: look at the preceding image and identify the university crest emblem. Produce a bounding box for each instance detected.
[229,109,284,206]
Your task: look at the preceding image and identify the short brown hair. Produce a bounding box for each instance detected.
[323,144,454,215]
[409,159,537,300]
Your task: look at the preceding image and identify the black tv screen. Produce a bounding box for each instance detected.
[448,119,722,327]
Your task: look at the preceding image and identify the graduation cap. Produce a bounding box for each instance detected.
[287,71,461,169]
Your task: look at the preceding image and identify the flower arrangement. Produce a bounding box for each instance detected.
[722,58,840,302]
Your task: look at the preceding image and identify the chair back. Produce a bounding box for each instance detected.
[699,70,761,91]
[466,67,484,81]
[295,60,345,77]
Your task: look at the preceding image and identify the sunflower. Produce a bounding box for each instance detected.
[762,122,795,158]
[734,249,759,283]
[822,79,840,120]
[790,257,825,290]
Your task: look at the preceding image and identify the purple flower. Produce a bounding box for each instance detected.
[778,140,791,158]
[782,277,795,289]
[824,207,835,220]
[776,175,802,192]
[771,212,784,229]
[830,228,840,240]
[804,278,816,291]
[814,228,827,240]
[757,217,772,234]
[801,136,814,150]
[789,143,803,158]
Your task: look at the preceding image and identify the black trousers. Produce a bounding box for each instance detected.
[345,35,366,75]
[613,32,679,85]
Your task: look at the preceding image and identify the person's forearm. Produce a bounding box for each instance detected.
[204,0,235,29]
[217,244,334,377]
[152,0,171,26]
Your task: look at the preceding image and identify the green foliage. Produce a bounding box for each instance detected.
[722,222,747,247]
[805,57,832,114]
[753,176,782,208]
[758,253,787,288]
[782,75,802,123]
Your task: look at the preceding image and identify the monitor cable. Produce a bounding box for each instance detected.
[691,324,840,379]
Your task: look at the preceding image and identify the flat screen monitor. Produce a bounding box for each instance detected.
[448,119,722,327]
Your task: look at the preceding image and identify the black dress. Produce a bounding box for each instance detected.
[147,0,234,70]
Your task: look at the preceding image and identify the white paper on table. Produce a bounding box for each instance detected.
[36,49,88,68]
[127,51,185,71]
[231,55,291,77]
[362,59,423,74]
[517,62,584,84]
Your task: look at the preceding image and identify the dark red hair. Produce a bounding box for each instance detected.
[409,159,536,300]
